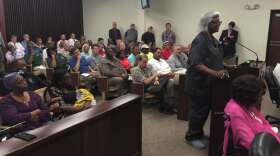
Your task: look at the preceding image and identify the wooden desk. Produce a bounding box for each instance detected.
[209,61,265,156]
[0,94,142,156]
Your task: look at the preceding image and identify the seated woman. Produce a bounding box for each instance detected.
[0,73,51,129]
[223,75,280,155]
[44,71,95,115]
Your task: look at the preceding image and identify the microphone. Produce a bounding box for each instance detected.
[236,42,259,67]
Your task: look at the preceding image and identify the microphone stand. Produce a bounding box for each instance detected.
[236,42,259,67]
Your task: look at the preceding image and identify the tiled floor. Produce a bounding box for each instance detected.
[142,92,279,156]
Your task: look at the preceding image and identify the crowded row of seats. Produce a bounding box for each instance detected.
[0,32,189,134]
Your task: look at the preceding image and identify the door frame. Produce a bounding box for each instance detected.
[266,10,280,65]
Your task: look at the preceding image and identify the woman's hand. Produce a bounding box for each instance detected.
[215,70,228,79]
[30,109,41,122]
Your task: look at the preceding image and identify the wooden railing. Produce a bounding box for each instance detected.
[0,94,142,156]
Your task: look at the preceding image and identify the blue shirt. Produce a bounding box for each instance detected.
[128,54,136,66]
[69,56,89,74]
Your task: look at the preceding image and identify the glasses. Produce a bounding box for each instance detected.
[210,20,222,25]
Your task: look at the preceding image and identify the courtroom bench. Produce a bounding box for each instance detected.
[0,94,142,156]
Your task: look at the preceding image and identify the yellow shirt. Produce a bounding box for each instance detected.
[140,52,154,61]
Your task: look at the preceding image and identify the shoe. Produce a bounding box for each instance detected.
[186,139,207,150]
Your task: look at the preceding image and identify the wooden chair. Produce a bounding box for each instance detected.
[46,68,54,83]
[96,65,118,100]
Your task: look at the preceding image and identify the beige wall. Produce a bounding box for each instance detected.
[83,0,144,43]
[145,0,279,63]
[83,0,279,63]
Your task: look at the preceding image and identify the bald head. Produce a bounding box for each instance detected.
[112,21,117,28]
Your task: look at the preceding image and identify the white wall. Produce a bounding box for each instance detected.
[145,0,280,63]
[83,0,144,43]
[83,0,280,63]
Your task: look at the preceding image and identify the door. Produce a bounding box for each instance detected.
[266,10,280,66]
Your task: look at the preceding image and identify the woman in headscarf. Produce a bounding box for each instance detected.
[185,11,228,149]
[0,73,51,129]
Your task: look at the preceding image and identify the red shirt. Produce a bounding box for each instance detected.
[120,57,131,71]
[161,48,172,60]
[98,49,106,58]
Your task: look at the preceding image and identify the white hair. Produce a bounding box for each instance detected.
[199,11,221,32]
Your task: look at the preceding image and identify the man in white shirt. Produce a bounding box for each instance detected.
[8,35,25,56]
[148,48,173,75]
[68,33,78,47]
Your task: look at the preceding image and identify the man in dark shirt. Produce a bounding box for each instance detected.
[109,21,122,45]
[141,26,156,48]
[219,21,238,58]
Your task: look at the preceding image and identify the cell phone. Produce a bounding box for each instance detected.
[14,132,36,141]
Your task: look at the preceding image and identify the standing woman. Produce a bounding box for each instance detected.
[185,11,227,149]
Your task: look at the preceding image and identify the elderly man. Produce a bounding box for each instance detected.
[185,11,227,149]
[167,44,188,73]
[99,48,128,97]
[109,21,122,45]
[131,54,176,114]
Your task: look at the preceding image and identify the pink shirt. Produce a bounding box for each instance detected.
[223,99,280,155]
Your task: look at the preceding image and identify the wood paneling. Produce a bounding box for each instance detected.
[4,0,84,41]
[0,94,142,156]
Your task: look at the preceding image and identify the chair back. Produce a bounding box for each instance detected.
[264,66,280,104]
[251,132,280,156]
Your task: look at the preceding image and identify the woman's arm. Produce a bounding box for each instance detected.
[230,116,256,150]
[0,100,31,125]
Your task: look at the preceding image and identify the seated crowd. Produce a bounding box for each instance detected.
[0,24,190,131]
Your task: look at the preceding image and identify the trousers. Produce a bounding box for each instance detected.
[186,91,211,140]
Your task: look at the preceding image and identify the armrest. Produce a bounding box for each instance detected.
[26,64,33,73]
[70,72,80,88]
[97,76,109,92]
[130,81,144,97]
[46,68,54,82]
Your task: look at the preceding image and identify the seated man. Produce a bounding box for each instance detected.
[69,47,90,74]
[140,44,153,61]
[131,55,176,114]
[149,48,180,85]
[117,51,131,72]
[5,43,26,72]
[88,44,102,71]
[149,47,173,75]
[0,73,51,130]
[8,35,25,55]
[99,48,128,97]
[161,41,172,60]
[167,44,188,73]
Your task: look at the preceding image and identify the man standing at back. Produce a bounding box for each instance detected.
[162,23,176,45]
[109,21,122,45]
[124,24,138,47]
